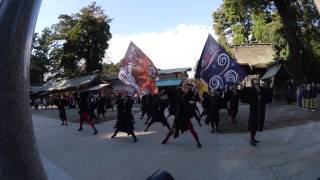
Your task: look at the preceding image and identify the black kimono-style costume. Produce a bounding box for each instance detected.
[144,94,154,124]
[140,95,148,119]
[111,97,137,142]
[97,96,106,118]
[200,92,210,119]
[206,93,220,132]
[165,89,183,120]
[55,98,68,125]
[240,87,273,146]
[144,94,171,131]
[228,90,240,124]
[186,90,202,127]
[78,92,98,135]
[162,91,202,148]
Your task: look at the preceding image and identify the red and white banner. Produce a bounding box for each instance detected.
[118,42,158,94]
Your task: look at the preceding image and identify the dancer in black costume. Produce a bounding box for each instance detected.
[144,91,171,132]
[200,92,210,119]
[140,94,148,119]
[186,88,202,127]
[78,92,98,135]
[96,95,106,118]
[228,85,240,124]
[162,85,202,148]
[55,96,68,126]
[166,87,182,120]
[111,94,137,142]
[206,89,221,133]
[144,93,156,124]
[240,78,273,146]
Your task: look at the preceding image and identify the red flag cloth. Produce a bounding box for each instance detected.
[118,42,158,94]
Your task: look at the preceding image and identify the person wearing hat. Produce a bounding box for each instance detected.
[78,92,98,135]
[144,90,171,132]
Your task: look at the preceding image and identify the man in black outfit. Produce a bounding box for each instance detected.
[240,78,273,146]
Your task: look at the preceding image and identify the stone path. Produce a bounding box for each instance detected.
[33,113,320,180]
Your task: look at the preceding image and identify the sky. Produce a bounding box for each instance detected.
[36,0,222,72]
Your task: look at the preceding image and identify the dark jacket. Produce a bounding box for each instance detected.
[115,98,134,133]
[173,91,194,134]
[241,87,273,132]
[206,94,220,124]
[228,90,240,117]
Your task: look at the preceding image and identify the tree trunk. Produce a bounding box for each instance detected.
[273,0,308,80]
[0,0,47,179]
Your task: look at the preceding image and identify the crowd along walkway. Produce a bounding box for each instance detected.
[33,113,320,180]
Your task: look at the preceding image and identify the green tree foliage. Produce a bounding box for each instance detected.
[102,62,120,76]
[54,2,112,76]
[213,0,320,80]
[30,28,53,84]
[273,0,320,80]
[33,2,112,79]
[252,12,288,59]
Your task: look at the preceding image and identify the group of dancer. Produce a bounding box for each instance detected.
[110,78,273,147]
[54,77,272,147]
[116,83,204,148]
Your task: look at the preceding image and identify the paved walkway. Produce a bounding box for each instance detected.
[33,113,320,180]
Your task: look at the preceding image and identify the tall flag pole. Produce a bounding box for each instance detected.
[118,42,159,94]
[195,34,246,91]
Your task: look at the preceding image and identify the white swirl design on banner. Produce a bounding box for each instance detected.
[209,75,224,90]
[224,69,239,83]
[217,53,230,75]
[118,68,140,92]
